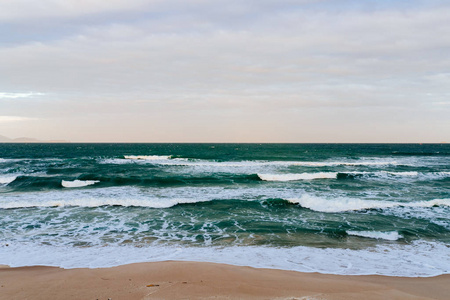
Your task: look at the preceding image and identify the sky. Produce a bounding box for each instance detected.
[0,0,449,142]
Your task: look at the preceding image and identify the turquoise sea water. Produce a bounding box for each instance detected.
[1,143,449,276]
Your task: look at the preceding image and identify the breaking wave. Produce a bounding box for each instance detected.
[0,175,17,184]
[258,171,450,181]
[3,192,450,212]
[0,197,211,209]
[347,231,403,241]
[102,156,401,168]
[288,195,450,213]
[258,172,337,181]
[61,180,100,188]
[124,155,172,160]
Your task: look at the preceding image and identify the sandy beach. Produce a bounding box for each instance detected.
[1,261,449,300]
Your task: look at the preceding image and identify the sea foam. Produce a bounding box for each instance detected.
[61,180,100,188]
[105,156,402,168]
[1,240,449,277]
[0,176,17,184]
[124,155,172,160]
[288,195,450,213]
[0,197,208,209]
[258,172,337,181]
[258,171,449,181]
[347,231,403,241]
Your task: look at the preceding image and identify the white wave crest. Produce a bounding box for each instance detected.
[347,231,403,241]
[287,195,450,213]
[258,172,337,181]
[0,175,17,184]
[163,160,399,167]
[102,156,401,168]
[290,161,398,167]
[375,171,450,180]
[124,155,171,160]
[61,180,99,188]
[258,171,447,182]
[344,171,450,180]
[383,171,419,176]
[0,197,210,209]
[427,172,450,179]
[0,186,297,210]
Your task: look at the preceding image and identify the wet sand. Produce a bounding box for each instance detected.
[0,261,449,299]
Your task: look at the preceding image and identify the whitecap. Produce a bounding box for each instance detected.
[287,195,450,213]
[382,171,419,176]
[124,155,171,160]
[258,172,337,181]
[0,196,210,209]
[421,172,450,180]
[347,231,403,241]
[290,161,399,167]
[0,175,17,185]
[102,156,401,168]
[61,180,99,188]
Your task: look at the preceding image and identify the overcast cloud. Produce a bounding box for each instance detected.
[0,0,449,142]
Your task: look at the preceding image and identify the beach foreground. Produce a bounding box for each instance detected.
[1,261,449,300]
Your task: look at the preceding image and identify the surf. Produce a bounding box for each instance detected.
[288,195,450,212]
[61,180,100,188]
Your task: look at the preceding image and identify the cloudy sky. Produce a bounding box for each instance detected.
[1,0,449,142]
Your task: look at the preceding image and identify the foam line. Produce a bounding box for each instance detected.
[347,231,403,241]
[288,195,450,213]
[258,173,337,181]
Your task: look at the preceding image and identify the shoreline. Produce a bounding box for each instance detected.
[1,261,449,299]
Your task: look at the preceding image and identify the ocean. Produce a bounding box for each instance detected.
[1,143,449,276]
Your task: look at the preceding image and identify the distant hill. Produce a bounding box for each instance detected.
[0,134,69,143]
[0,135,12,142]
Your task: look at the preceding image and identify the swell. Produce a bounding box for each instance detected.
[4,170,450,191]
[77,173,261,187]
[4,173,263,191]
[6,175,66,190]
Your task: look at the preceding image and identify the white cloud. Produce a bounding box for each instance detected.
[0,92,44,99]
[0,0,325,22]
[2,5,449,108]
